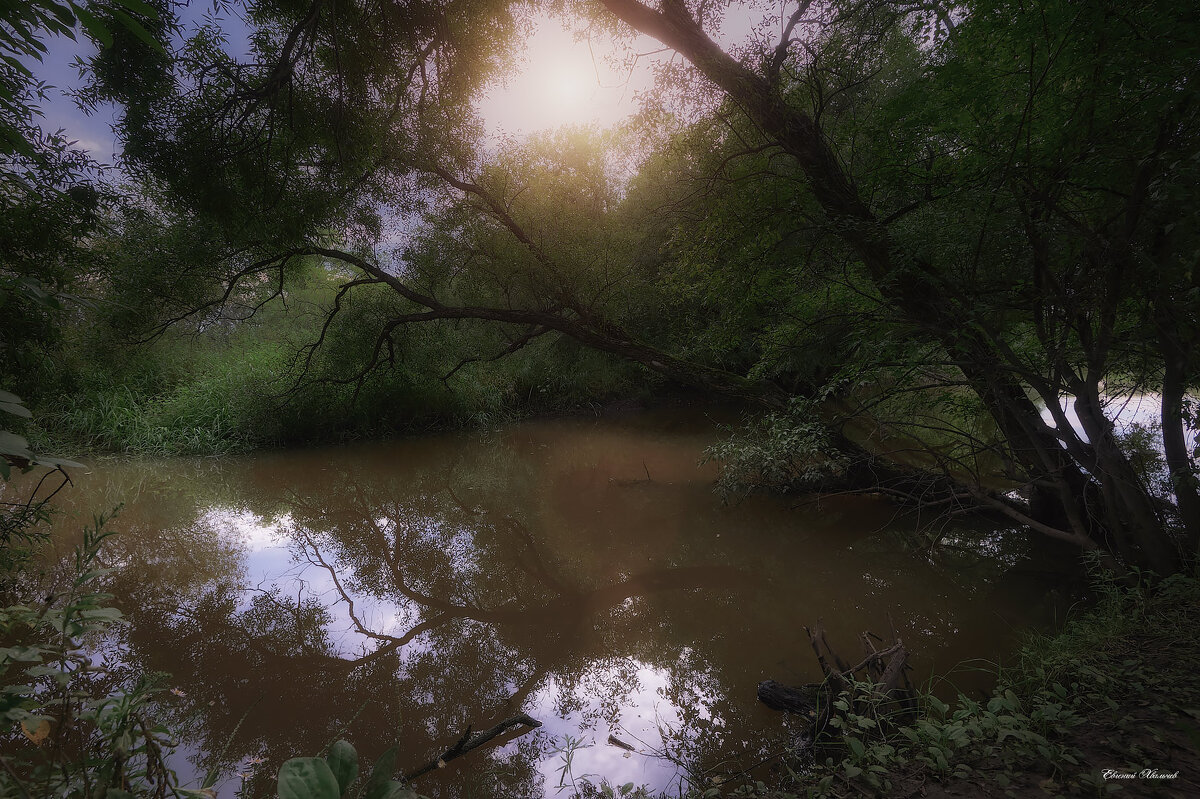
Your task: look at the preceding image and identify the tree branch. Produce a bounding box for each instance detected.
[403,714,542,782]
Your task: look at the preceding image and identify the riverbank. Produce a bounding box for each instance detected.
[759,568,1200,798]
[21,376,730,459]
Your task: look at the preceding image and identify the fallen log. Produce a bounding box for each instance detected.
[404,713,542,782]
[759,623,916,735]
[756,680,819,716]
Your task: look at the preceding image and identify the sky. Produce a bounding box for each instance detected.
[29,32,115,159]
[26,0,255,162]
[26,2,771,159]
[27,5,662,161]
[475,17,661,136]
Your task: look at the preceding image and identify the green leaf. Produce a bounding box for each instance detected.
[278,757,341,799]
[114,0,160,16]
[0,401,31,418]
[0,56,34,78]
[374,783,416,799]
[326,739,358,795]
[33,455,85,469]
[0,390,22,404]
[0,431,33,459]
[108,7,164,53]
[846,736,865,758]
[73,5,112,48]
[363,746,397,799]
[46,1,77,26]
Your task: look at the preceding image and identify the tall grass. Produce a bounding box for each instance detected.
[31,319,650,456]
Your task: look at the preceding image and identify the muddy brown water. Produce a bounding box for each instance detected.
[12,409,1066,797]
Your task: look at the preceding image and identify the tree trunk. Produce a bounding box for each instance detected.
[1159,328,1200,563]
[593,0,1187,571]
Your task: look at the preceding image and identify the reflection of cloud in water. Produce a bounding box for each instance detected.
[198,507,414,658]
[199,505,703,790]
[43,412,1066,798]
[529,665,686,793]
[198,508,290,552]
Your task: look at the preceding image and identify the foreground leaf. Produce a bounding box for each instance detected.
[278,757,341,799]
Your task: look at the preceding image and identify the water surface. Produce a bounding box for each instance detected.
[22,409,1058,797]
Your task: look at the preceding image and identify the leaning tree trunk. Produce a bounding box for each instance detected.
[1158,313,1200,564]
[1073,390,1182,574]
[595,0,1185,572]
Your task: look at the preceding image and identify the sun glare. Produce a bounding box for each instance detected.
[548,66,590,108]
[475,16,650,137]
[474,10,763,139]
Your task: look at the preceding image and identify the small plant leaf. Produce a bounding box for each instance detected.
[0,400,32,417]
[0,431,33,459]
[20,718,50,744]
[72,5,112,47]
[326,739,358,795]
[363,746,397,799]
[375,783,416,799]
[846,736,865,758]
[278,757,341,799]
[109,7,164,52]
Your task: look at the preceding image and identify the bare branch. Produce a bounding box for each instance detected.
[768,0,817,83]
[440,325,552,384]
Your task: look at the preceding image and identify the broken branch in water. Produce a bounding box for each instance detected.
[404,713,542,782]
[761,622,916,737]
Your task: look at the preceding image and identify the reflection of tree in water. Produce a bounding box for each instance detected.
[274,462,756,796]
[82,426,1045,797]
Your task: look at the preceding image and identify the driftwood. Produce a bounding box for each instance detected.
[404,713,542,782]
[606,735,636,751]
[759,622,916,738]
[756,680,818,716]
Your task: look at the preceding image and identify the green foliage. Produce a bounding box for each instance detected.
[705,400,849,499]
[717,567,1200,799]
[326,739,360,795]
[0,512,187,798]
[278,757,343,799]
[356,744,420,799]
[26,260,647,454]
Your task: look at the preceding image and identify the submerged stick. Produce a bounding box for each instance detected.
[404,713,542,782]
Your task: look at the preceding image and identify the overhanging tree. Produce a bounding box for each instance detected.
[79,0,1200,572]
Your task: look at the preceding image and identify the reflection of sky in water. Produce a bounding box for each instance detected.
[33,412,1063,798]
[191,507,695,794]
[199,508,417,656]
[530,668,685,793]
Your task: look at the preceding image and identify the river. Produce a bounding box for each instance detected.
[19,408,1069,797]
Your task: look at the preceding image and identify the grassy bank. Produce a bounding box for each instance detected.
[22,326,654,457]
